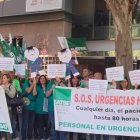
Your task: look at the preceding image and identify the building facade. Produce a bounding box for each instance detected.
[0,0,72,55]
[0,0,140,73]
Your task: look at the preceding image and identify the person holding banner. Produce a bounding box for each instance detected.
[78,69,91,140]
[115,77,130,140]
[46,77,67,140]
[68,76,80,88]
[1,74,16,140]
[80,68,90,88]
[33,75,50,140]
[21,78,36,140]
[67,76,80,140]
[90,72,109,140]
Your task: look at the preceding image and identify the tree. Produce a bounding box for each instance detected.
[105,0,137,76]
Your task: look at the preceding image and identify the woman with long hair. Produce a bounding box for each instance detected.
[33,75,49,140]
[68,76,80,88]
[1,74,16,140]
[116,77,130,140]
[119,78,129,90]
[67,76,80,140]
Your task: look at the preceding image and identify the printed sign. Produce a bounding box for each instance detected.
[47,64,66,78]
[0,57,14,71]
[89,79,108,94]
[14,64,26,76]
[0,87,12,133]
[57,37,69,49]
[129,70,140,86]
[106,66,124,82]
[54,87,140,137]
[26,0,63,12]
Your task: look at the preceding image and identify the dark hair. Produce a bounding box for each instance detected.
[27,46,33,50]
[2,74,12,83]
[20,78,26,87]
[82,68,90,72]
[119,77,129,90]
[70,76,80,87]
[37,75,48,89]
[60,48,67,53]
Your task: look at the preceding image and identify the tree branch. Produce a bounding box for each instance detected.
[105,0,123,33]
[105,0,117,18]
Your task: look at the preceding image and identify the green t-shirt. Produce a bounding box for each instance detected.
[13,79,22,93]
[35,85,48,114]
[22,80,36,111]
[47,81,55,111]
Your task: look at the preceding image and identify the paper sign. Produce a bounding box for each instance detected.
[14,64,26,76]
[129,70,140,85]
[106,66,124,82]
[26,0,63,12]
[0,57,14,71]
[0,87,12,133]
[57,37,69,49]
[47,64,66,78]
[89,79,108,94]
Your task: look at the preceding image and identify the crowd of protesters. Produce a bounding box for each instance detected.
[0,68,139,140]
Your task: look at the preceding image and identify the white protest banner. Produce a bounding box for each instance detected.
[47,64,66,78]
[106,66,124,82]
[14,64,26,76]
[89,79,108,94]
[26,0,63,12]
[0,57,14,71]
[129,70,140,86]
[0,87,12,133]
[54,87,140,137]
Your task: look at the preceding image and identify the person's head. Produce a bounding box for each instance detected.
[70,76,80,87]
[93,72,103,80]
[2,74,12,85]
[38,75,48,87]
[9,71,15,80]
[82,68,90,79]
[119,77,129,90]
[24,46,39,61]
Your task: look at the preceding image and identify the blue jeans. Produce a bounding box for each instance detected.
[21,109,35,140]
[48,111,67,140]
